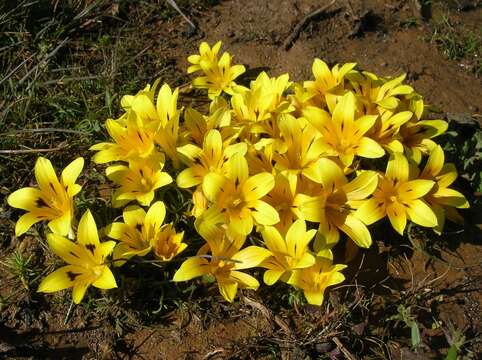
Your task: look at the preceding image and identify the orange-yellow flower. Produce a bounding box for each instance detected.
[8,157,84,237]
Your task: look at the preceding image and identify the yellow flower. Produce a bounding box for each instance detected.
[188,41,246,99]
[304,58,356,111]
[260,219,316,285]
[176,129,247,189]
[303,92,385,167]
[151,224,186,261]
[106,201,185,265]
[399,117,448,164]
[420,145,469,233]
[287,254,346,306]
[90,112,156,164]
[263,171,302,232]
[8,157,84,237]
[183,97,232,147]
[201,153,279,236]
[297,158,378,249]
[274,113,334,177]
[367,110,413,153]
[173,223,271,302]
[37,210,117,304]
[191,186,208,218]
[356,152,437,235]
[231,71,294,126]
[154,84,182,167]
[106,155,172,208]
[348,72,414,115]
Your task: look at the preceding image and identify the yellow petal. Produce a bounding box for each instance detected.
[333,92,356,129]
[105,223,130,240]
[202,173,226,202]
[344,171,378,201]
[230,270,259,289]
[354,198,386,225]
[61,157,84,187]
[177,143,203,163]
[48,210,71,236]
[122,205,146,228]
[386,152,409,183]
[312,58,331,83]
[437,164,457,188]
[302,106,333,136]
[421,145,444,178]
[72,281,90,304]
[339,214,372,248]
[227,153,249,185]
[203,129,223,161]
[112,243,134,267]
[317,158,346,189]
[433,188,469,208]
[399,180,434,199]
[145,201,166,232]
[232,246,272,270]
[177,168,202,188]
[261,226,287,254]
[228,215,254,236]
[357,137,385,159]
[355,115,378,136]
[47,233,82,265]
[34,157,62,195]
[217,278,238,303]
[173,257,210,282]
[77,210,99,246]
[15,212,43,237]
[250,200,280,226]
[297,194,324,222]
[296,252,316,269]
[285,219,307,257]
[263,269,285,285]
[314,218,340,251]
[406,199,437,228]
[326,270,346,286]
[38,265,81,293]
[96,241,116,262]
[386,202,407,235]
[92,266,117,289]
[304,290,325,306]
[7,187,42,211]
[431,203,445,235]
[242,173,275,202]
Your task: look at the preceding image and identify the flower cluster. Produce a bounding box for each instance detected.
[8,41,469,306]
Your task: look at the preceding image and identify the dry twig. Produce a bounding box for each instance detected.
[283,0,336,50]
[333,337,358,360]
[243,296,293,338]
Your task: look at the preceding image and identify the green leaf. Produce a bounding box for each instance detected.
[411,321,421,349]
[445,345,458,360]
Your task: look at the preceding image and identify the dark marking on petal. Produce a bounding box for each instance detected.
[69,251,80,258]
[85,244,96,254]
[36,198,48,208]
[235,178,239,187]
[67,271,80,281]
[135,223,142,232]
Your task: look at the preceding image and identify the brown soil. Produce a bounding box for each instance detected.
[1,0,481,359]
